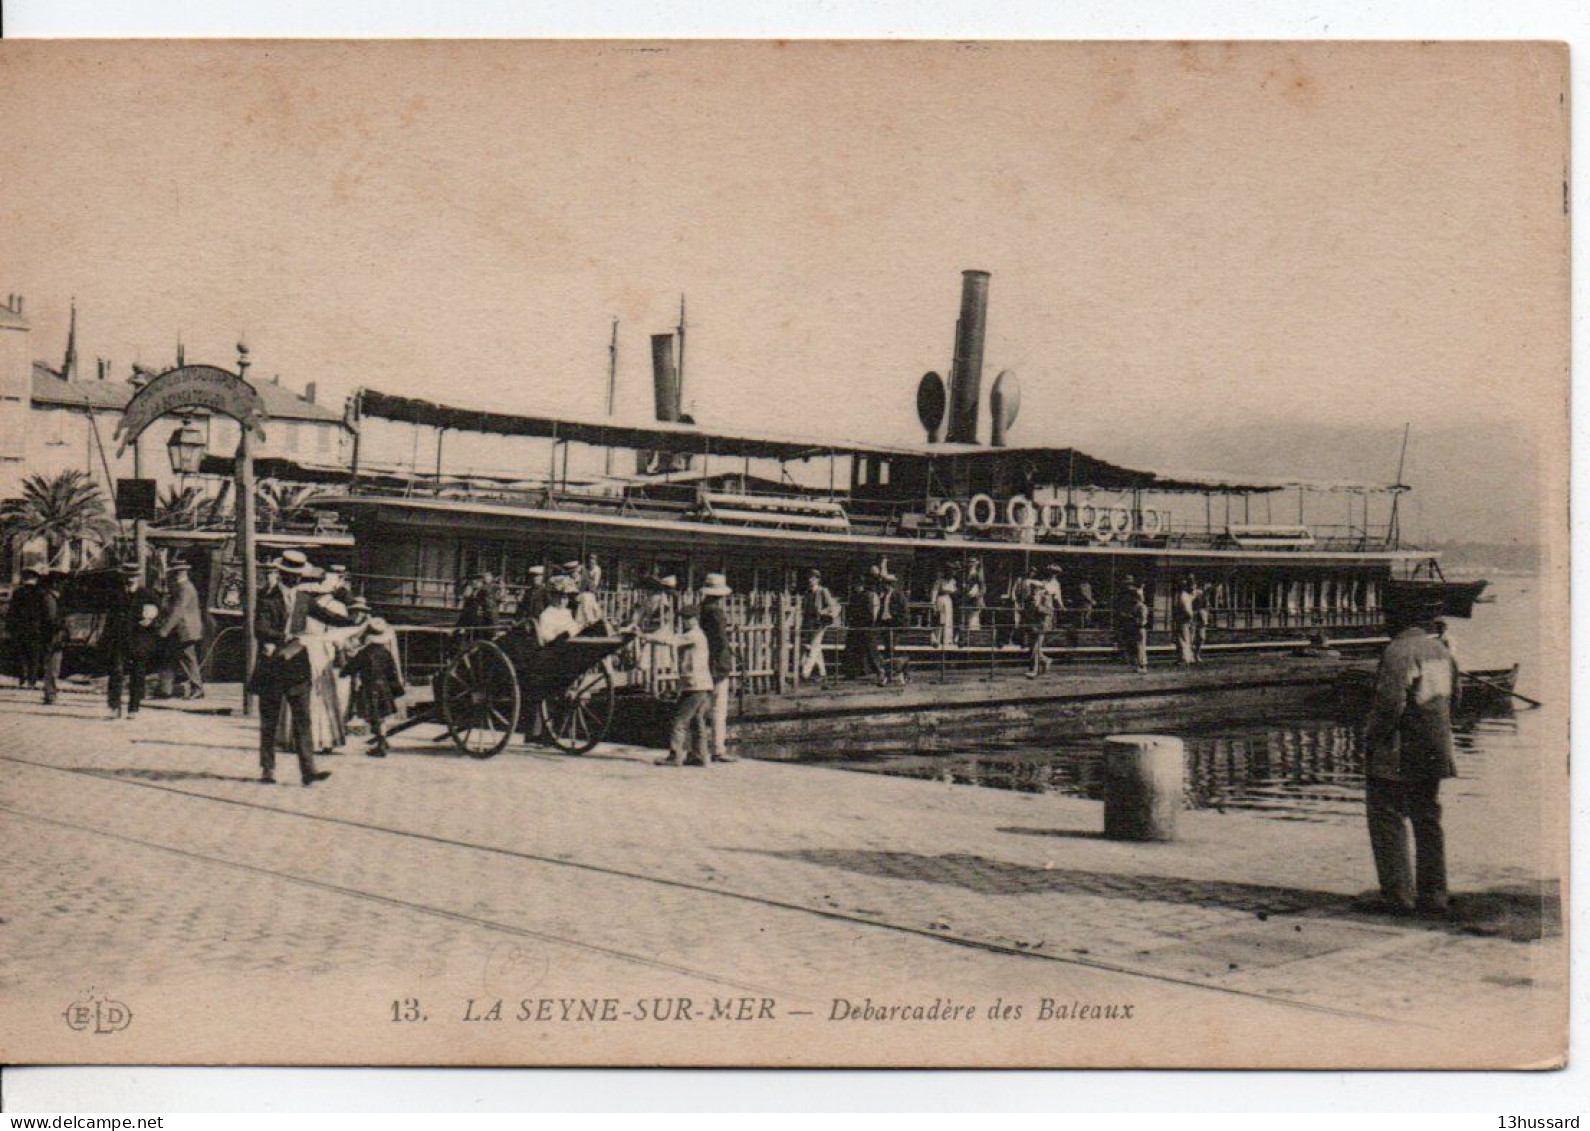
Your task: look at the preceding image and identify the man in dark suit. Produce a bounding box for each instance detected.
[843,573,882,681]
[105,561,153,718]
[512,564,552,623]
[252,551,341,786]
[1114,576,1150,674]
[158,559,206,699]
[6,566,46,689]
[37,569,65,704]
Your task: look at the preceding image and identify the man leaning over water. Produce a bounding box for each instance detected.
[1363,602,1460,916]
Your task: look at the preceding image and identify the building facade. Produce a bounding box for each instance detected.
[0,298,351,503]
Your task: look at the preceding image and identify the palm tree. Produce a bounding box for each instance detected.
[153,484,206,528]
[255,479,326,531]
[0,470,119,570]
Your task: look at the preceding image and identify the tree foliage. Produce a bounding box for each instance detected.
[0,470,118,563]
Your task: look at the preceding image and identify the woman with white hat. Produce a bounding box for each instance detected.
[536,574,584,645]
[294,561,360,755]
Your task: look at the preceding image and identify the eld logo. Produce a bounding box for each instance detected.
[63,995,133,1034]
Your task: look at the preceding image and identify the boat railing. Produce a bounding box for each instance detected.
[356,579,1390,697]
[328,482,1398,551]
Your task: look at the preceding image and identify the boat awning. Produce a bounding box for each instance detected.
[951,448,1406,495]
[353,388,1402,496]
[356,389,924,463]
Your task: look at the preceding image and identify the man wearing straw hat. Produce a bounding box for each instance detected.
[799,569,839,682]
[157,558,206,700]
[104,560,154,719]
[250,550,340,786]
[698,572,738,762]
[873,562,907,686]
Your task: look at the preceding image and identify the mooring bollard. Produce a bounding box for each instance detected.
[1102,734,1185,842]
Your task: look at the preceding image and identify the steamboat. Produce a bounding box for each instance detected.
[297,271,1482,751]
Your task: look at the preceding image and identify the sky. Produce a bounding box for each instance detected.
[0,41,1568,543]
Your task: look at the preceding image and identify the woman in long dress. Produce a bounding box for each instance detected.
[296,570,360,754]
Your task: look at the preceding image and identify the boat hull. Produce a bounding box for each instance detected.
[1385,578,1489,619]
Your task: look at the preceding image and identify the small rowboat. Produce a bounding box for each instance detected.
[1459,664,1523,710]
[1331,663,1523,714]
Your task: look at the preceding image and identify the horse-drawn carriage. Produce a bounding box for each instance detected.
[388,628,631,758]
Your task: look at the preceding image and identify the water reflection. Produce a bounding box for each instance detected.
[826,706,1520,823]
[832,579,1542,828]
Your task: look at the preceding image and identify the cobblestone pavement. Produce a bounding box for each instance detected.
[0,684,1565,1066]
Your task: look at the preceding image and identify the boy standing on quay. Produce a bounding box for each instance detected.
[651,603,713,767]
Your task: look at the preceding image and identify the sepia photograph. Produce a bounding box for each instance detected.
[0,38,1569,1070]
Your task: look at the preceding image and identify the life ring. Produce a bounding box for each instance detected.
[937,499,963,534]
[1140,509,1163,536]
[1076,503,1098,530]
[1110,507,1134,537]
[1007,495,1036,529]
[1090,506,1114,543]
[1041,501,1067,533]
[967,493,998,528]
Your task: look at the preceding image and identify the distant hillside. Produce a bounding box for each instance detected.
[1085,419,1542,546]
[1422,541,1542,578]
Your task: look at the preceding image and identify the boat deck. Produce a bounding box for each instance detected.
[672,652,1377,759]
[738,652,1370,721]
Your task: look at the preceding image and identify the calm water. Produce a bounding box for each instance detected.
[828,576,1550,831]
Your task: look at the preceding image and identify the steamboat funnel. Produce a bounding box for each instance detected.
[650,333,681,422]
[946,269,990,444]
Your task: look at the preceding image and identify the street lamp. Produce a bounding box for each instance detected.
[166,419,206,475]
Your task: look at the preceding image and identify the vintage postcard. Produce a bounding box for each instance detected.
[0,40,1568,1068]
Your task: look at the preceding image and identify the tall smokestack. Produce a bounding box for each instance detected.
[650,333,681,422]
[946,269,990,444]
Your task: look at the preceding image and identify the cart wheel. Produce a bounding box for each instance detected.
[539,665,615,755]
[439,640,520,758]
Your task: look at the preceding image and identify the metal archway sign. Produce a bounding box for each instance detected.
[113,356,270,716]
[114,364,268,455]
